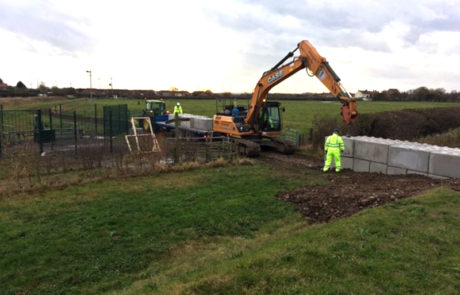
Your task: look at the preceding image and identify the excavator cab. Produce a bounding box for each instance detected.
[258,102,282,132]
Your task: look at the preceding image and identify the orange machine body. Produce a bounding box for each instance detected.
[213,40,358,138]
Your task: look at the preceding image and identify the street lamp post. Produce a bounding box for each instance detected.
[86,70,92,99]
[109,77,114,99]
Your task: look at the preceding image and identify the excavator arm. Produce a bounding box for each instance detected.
[245,40,358,127]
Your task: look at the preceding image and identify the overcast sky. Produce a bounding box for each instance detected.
[1,0,459,93]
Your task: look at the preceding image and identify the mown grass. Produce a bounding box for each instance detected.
[0,163,321,294]
[6,97,460,133]
[150,187,460,295]
[1,161,459,294]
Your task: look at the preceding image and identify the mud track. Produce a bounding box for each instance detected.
[260,152,460,224]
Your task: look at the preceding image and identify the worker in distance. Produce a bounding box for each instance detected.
[173,102,183,115]
[323,129,345,172]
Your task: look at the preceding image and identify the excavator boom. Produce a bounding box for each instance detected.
[246,40,358,127]
[212,40,358,156]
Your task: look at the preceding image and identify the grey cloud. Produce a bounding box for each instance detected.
[0,1,92,52]
[208,0,460,51]
[369,65,415,80]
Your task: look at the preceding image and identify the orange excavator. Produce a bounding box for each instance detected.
[213,40,358,156]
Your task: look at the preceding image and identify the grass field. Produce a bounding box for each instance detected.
[4,97,460,133]
[0,163,321,294]
[2,97,460,294]
[1,163,459,294]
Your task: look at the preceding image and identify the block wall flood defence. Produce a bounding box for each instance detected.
[332,136,460,179]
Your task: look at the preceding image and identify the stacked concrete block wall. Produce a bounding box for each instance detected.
[167,114,213,131]
[328,136,460,179]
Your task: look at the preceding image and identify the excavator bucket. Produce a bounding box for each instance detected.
[341,102,358,125]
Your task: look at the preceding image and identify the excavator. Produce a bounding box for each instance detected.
[213,40,358,156]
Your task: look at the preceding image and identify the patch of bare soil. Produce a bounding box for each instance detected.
[261,152,460,224]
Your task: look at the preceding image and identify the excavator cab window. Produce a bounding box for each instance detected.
[259,102,281,132]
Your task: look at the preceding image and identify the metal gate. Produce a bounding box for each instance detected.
[103,104,129,137]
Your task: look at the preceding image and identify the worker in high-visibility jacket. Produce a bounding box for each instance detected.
[323,129,345,172]
[173,102,183,115]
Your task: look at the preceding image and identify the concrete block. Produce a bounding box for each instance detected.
[179,120,191,128]
[387,166,407,175]
[342,137,354,157]
[429,152,460,178]
[341,157,353,169]
[353,159,370,172]
[191,118,213,131]
[354,140,389,163]
[168,114,191,128]
[428,174,450,180]
[370,162,387,174]
[388,146,430,172]
[407,170,428,176]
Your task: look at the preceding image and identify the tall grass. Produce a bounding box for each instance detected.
[418,127,460,148]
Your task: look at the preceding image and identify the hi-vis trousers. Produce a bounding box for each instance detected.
[323,148,341,172]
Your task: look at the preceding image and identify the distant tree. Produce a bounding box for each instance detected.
[169,86,178,92]
[412,86,430,101]
[0,78,3,84]
[16,81,27,89]
[38,82,49,91]
[431,88,446,101]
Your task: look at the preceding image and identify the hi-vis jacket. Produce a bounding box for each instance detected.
[173,105,183,114]
[325,134,345,152]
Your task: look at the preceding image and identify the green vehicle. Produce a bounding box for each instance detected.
[140,100,169,130]
[144,100,168,120]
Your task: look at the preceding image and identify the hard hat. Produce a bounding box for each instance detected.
[177,102,180,106]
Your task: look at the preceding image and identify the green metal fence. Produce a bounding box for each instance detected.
[0,103,130,157]
[282,128,301,148]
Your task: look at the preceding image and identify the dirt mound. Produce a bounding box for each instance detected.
[349,107,460,140]
[277,170,460,224]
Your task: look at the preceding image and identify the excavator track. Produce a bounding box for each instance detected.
[256,136,295,155]
[233,137,295,157]
[233,138,261,157]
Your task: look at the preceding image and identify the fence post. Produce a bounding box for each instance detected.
[118,104,122,135]
[59,104,63,135]
[109,109,113,153]
[37,110,43,154]
[0,104,3,133]
[0,105,3,157]
[73,111,77,153]
[48,108,54,150]
[48,108,53,130]
[94,104,98,136]
[174,113,179,163]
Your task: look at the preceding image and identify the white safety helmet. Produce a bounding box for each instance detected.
[177,102,180,106]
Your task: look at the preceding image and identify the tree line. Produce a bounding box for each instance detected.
[1,79,459,102]
[371,87,460,102]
